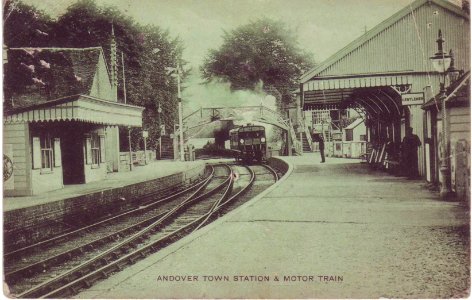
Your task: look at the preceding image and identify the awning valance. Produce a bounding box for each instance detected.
[303,73,412,92]
[4,94,144,127]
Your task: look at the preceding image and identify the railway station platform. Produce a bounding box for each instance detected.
[76,154,469,299]
[4,160,205,212]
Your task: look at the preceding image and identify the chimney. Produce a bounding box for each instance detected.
[110,24,118,101]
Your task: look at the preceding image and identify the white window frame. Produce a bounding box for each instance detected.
[33,133,54,173]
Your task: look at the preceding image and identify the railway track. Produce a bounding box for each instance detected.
[5,163,280,298]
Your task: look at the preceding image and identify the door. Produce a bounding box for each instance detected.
[61,128,85,184]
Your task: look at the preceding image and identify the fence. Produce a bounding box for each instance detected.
[119,150,157,171]
[328,141,367,158]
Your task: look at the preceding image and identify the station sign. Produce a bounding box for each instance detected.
[401,92,424,106]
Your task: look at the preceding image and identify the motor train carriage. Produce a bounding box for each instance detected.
[230,124,267,163]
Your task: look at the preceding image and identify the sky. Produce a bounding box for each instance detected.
[18,0,463,113]
[23,0,430,67]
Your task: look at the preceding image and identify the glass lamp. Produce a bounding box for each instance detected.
[447,49,461,84]
[430,30,451,76]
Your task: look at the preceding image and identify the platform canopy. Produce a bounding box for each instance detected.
[299,0,469,120]
[4,94,144,127]
[302,72,409,117]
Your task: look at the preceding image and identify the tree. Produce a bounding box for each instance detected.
[49,0,187,150]
[201,18,314,107]
[3,0,54,47]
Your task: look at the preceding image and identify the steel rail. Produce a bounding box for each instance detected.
[216,164,255,210]
[5,166,213,260]
[192,166,235,232]
[192,165,256,232]
[262,164,279,182]
[17,164,232,299]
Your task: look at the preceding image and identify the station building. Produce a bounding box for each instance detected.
[299,0,470,181]
[422,71,470,198]
[3,45,144,196]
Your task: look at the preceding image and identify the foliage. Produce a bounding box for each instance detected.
[3,0,54,47]
[3,0,186,151]
[201,17,314,107]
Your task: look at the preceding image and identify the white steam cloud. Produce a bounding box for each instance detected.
[182,72,282,149]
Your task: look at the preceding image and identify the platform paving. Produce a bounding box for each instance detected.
[3,160,204,212]
[76,154,470,299]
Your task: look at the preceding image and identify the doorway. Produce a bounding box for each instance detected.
[61,125,85,184]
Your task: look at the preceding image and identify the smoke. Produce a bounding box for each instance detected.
[182,73,276,113]
[182,72,282,149]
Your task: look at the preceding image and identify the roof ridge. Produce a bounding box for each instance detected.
[9,47,103,51]
[300,0,469,83]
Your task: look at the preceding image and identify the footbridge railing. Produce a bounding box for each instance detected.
[183,105,303,156]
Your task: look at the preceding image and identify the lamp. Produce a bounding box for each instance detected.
[430,30,452,81]
[429,29,458,200]
[447,49,461,84]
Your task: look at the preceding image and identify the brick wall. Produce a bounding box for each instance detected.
[4,163,206,250]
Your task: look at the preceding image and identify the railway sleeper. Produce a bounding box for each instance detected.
[83,279,92,288]
[68,285,79,296]
[74,269,86,279]
[114,264,123,272]
[128,255,138,264]
[100,270,109,279]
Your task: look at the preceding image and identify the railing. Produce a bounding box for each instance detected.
[183,105,290,131]
[300,119,313,152]
[119,150,157,171]
[289,119,303,155]
[329,141,367,159]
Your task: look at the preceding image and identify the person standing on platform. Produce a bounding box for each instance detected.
[319,134,325,163]
[402,127,421,178]
[312,131,326,163]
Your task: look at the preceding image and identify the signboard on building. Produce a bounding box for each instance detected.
[401,92,424,106]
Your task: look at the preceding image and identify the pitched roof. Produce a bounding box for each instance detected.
[299,0,469,83]
[5,47,107,109]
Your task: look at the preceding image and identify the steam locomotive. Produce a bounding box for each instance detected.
[229,124,267,163]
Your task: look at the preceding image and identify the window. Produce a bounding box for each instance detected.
[85,133,105,166]
[41,133,53,169]
[312,110,329,125]
[33,133,57,171]
[345,129,353,141]
[91,134,100,165]
[360,134,367,141]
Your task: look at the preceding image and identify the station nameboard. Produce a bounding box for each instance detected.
[401,92,424,106]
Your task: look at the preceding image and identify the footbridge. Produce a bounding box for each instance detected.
[182,105,302,155]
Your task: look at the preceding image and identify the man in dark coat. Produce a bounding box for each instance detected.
[313,132,325,163]
[402,127,422,178]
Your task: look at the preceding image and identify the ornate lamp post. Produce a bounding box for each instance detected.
[429,30,460,200]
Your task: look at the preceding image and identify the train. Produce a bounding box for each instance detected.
[229,124,267,163]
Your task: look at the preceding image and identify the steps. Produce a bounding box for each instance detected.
[301,132,312,153]
[159,136,174,160]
